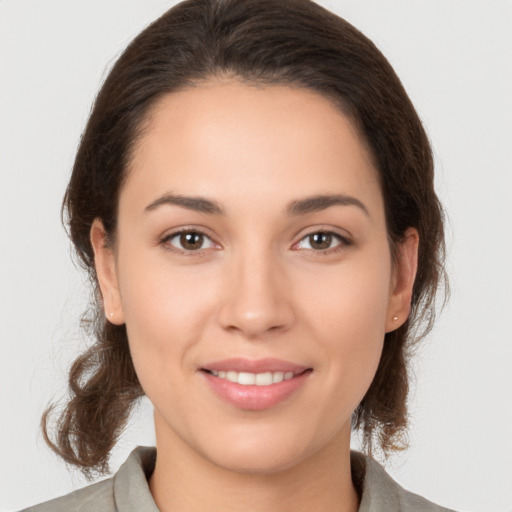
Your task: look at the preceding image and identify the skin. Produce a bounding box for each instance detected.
[91,80,418,512]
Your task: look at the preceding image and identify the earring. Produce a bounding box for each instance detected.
[392,316,398,321]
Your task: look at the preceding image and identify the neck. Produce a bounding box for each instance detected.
[149,421,359,512]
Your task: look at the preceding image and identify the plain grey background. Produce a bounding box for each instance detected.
[1,1,511,510]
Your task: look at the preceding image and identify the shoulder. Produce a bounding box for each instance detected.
[19,477,115,512]
[353,451,457,512]
[19,447,158,512]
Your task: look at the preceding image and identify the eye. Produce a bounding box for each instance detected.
[295,231,349,251]
[163,230,215,252]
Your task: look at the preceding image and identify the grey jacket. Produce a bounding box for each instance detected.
[21,446,456,511]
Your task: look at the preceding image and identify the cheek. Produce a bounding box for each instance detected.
[299,251,391,390]
[116,252,220,391]
[302,251,392,338]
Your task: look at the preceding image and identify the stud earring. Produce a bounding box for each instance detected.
[393,316,398,321]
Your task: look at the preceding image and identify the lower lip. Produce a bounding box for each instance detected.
[202,371,311,411]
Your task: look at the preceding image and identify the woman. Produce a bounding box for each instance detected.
[21,0,452,510]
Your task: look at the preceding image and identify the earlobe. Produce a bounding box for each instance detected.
[386,227,419,333]
[90,218,125,325]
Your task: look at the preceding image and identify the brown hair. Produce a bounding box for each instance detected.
[43,0,447,475]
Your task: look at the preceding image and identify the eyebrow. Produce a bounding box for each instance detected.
[287,194,369,217]
[145,194,224,215]
[144,192,369,217]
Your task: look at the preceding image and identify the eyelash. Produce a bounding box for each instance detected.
[159,228,352,255]
[160,228,217,256]
[293,231,352,254]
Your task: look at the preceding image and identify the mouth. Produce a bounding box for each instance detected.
[200,358,312,410]
[202,369,308,386]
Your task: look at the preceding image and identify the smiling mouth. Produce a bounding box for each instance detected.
[201,362,312,410]
[202,369,309,386]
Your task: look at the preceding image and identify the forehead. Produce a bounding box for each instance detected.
[124,80,383,219]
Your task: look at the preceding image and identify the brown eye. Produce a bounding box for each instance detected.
[295,231,348,252]
[165,231,215,252]
[308,233,333,250]
[180,232,204,250]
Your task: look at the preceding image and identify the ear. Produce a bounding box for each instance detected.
[90,218,125,325]
[385,227,419,332]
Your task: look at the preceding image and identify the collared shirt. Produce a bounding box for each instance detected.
[21,447,456,511]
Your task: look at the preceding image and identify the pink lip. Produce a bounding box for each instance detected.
[200,358,312,411]
[202,358,309,374]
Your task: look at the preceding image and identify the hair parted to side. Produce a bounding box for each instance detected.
[43,0,447,476]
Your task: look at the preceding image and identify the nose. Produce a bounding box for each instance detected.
[218,249,295,339]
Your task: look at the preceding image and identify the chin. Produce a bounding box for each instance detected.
[205,441,310,475]
[193,419,345,476]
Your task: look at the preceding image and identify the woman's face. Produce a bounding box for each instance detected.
[93,81,416,473]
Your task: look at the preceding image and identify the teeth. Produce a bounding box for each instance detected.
[272,371,284,383]
[238,372,256,385]
[208,370,298,386]
[255,372,273,385]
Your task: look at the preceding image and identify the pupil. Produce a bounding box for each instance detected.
[310,233,331,250]
[180,232,203,250]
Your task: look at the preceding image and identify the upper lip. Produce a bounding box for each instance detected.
[201,358,310,374]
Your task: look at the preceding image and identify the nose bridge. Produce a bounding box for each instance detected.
[219,239,294,337]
